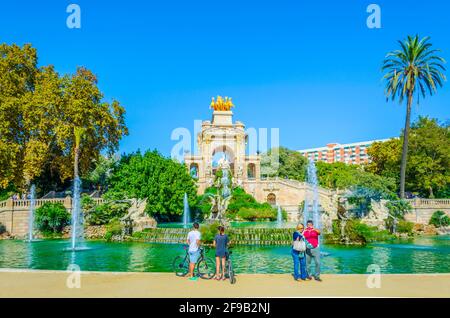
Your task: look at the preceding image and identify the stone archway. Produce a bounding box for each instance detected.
[267,193,277,206]
[211,145,235,176]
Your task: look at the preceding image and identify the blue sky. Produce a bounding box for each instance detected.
[1,0,449,156]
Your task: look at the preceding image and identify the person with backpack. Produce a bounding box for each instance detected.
[292,223,313,281]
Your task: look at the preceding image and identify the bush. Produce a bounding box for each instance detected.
[200,222,221,244]
[237,205,278,221]
[85,200,130,226]
[104,218,123,241]
[0,222,6,234]
[429,210,450,228]
[397,220,414,235]
[385,200,412,233]
[35,202,70,235]
[328,219,393,244]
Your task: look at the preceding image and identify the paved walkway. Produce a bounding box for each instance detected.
[0,269,449,298]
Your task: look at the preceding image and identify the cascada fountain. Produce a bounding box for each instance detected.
[303,159,321,230]
[206,155,232,223]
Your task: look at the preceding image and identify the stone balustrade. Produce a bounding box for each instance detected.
[0,197,105,237]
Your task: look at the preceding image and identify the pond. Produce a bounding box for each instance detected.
[1,236,449,274]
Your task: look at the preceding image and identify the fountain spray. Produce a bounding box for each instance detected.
[28,184,36,241]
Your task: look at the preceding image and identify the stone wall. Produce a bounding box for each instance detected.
[0,197,105,237]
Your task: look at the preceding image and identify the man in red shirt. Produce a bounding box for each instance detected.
[303,220,322,281]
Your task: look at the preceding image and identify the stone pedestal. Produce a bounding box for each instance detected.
[212,111,233,126]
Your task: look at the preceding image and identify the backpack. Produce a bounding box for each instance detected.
[293,232,307,252]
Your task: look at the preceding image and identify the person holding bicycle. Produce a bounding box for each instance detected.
[187,222,202,281]
[213,225,230,281]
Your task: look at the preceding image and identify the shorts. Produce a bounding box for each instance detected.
[215,251,226,258]
[189,250,200,264]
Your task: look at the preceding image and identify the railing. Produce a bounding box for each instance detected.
[406,198,450,207]
[257,177,335,196]
[0,197,105,212]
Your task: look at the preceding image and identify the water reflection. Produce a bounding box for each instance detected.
[0,236,449,274]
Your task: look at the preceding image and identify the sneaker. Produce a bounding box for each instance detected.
[314,276,322,282]
[306,276,312,280]
[188,276,198,281]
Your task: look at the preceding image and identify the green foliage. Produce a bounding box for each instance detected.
[200,222,221,244]
[261,147,307,181]
[407,118,450,198]
[397,220,414,235]
[104,218,123,241]
[106,150,197,220]
[226,187,258,218]
[224,187,280,221]
[195,188,216,219]
[329,219,393,244]
[385,199,412,233]
[236,206,279,221]
[0,44,128,192]
[84,200,130,226]
[0,184,16,201]
[86,155,118,192]
[35,202,70,234]
[316,161,396,196]
[367,117,450,198]
[429,210,450,228]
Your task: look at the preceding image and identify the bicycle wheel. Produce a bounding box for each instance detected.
[228,261,236,284]
[196,257,215,280]
[173,255,189,277]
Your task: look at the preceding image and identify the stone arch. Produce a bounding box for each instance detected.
[267,193,277,206]
[211,145,235,175]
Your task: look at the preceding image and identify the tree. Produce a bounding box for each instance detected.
[366,138,402,183]
[106,150,198,220]
[35,202,71,234]
[407,117,450,198]
[367,117,450,198]
[382,35,446,198]
[86,155,118,192]
[261,147,307,181]
[0,44,128,193]
[0,44,38,189]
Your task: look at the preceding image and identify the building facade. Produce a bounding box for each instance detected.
[298,139,390,165]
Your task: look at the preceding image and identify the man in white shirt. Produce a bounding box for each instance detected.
[186,222,201,281]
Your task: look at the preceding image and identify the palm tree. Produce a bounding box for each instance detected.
[382,35,446,198]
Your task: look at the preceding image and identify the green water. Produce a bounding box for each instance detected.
[0,236,449,274]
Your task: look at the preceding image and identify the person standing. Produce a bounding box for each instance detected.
[291,223,312,281]
[213,226,230,280]
[304,220,322,282]
[186,222,201,281]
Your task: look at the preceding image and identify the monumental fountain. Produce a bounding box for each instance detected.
[206,156,233,224]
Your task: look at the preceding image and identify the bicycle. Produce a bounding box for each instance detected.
[224,247,236,284]
[173,245,215,279]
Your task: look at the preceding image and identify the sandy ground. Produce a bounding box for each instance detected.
[0,269,449,298]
